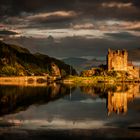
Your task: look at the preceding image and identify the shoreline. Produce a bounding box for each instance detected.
[62,76,140,85]
[0,76,140,86]
[0,76,52,87]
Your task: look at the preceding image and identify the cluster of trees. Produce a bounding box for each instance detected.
[80,65,129,79]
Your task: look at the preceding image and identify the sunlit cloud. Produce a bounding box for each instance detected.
[27,11,77,20]
[0,23,5,29]
[120,21,140,30]
[101,2,133,8]
[21,28,106,39]
[1,18,140,40]
[71,23,94,30]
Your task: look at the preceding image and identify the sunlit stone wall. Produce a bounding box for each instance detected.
[107,49,128,71]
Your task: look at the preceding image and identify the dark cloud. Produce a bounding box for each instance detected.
[105,32,140,40]
[133,0,140,7]
[25,11,77,29]
[0,0,139,32]
[1,0,140,59]
[4,35,140,59]
[0,0,140,21]
[0,29,18,35]
[0,0,76,17]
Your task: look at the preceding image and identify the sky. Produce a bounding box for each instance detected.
[0,0,140,60]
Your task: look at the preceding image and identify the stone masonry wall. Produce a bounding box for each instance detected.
[107,49,128,71]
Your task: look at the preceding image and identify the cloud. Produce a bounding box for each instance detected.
[71,0,140,21]
[105,32,140,40]
[24,11,78,29]
[0,0,140,33]
[0,0,140,21]
[0,23,5,28]
[0,11,78,30]
[71,23,94,30]
[101,2,132,8]
[121,21,140,31]
[0,29,18,35]
[0,0,76,17]
[92,20,140,32]
[0,0,140,59]
[4,35,140,59]
[27,11,77,20]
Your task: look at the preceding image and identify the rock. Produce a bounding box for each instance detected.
[51,62,61,77]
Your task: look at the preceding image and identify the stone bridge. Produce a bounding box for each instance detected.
[0,76,58,86]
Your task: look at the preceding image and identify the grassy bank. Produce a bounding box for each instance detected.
[62,76,140,86]
[0,75,140,86]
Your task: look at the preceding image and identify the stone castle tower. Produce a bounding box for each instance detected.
[107,49,128,71]
[107,49,139,78]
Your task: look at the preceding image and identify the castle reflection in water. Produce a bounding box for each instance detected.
[80,84,140,115]
[107,84,139,115]
[0,83,139,116]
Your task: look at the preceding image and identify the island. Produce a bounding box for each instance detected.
[63,49,140,85]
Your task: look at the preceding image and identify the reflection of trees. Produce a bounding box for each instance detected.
[0,84,76,116]
[80,84,117,98]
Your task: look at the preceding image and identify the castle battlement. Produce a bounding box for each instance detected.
[108,49,127,58]
[107,49,128,71]
[108,49,127,55]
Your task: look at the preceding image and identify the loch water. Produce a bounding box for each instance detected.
[0,83,139,132]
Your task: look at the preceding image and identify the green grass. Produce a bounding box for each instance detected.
[63,75,140,86]
[63,75,117,85]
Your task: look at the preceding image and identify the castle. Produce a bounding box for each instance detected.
[107,84,139,115]
[107,49,140,78]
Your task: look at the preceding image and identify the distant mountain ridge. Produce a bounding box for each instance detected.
[62,57,106,73]
[62,49,140,73]
[0,41,77,76]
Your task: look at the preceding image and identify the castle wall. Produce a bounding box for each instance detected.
[107,49,128,71]
[127,66,140,79]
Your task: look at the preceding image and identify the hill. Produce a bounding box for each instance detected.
[62,57,106,73]
[0,41,77,77]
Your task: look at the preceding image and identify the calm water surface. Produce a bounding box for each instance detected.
[0,83,140,130]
